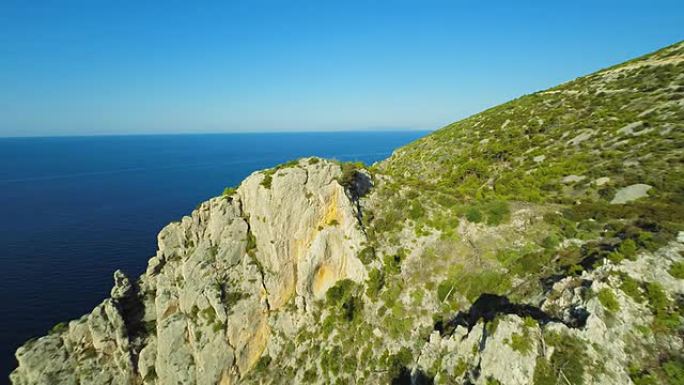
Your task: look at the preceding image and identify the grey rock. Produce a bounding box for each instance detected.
[610,183,652,204]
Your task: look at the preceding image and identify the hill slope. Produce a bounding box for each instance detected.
[11,42,684,385]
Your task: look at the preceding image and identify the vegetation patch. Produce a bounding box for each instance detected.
[437,265,512,303]
[222,186,237,198]
[669,261,684,279]
[533,332,587,385]
[597,288,621,313]
[325,279,363,322]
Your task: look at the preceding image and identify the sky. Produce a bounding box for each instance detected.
[0,1,682,137]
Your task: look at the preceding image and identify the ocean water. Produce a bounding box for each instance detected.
[0,131,427,379]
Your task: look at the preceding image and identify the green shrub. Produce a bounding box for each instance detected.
[144,320,157,334]
[245,231,257,256]
[662,359,684,384]
[225,290,248,308]
[222,186,237,197]
[437,268,511,303]
[465,206,483,223]
[358,246,375,264]
[669,261,684,279]
[200,306,217,324]
[50,322,68,334]
[618,239,638,260]
[645,282,681,332]
[383,249,406,275]
[408,201,425,220]
[620,275,644,303]
[253,355,272,372]
[534,332,587,385]
[338,162,365,190]
[645,282,669,312]
[260,173,273,189]
[143,366,157,382]
[541,234,560,250]
[212,321,225,333]
[365,268,384,298]
[483,200,510,225]
[597,288,620,313]
[509,331,534,355]
[386,347,413,378]
[608,251,625,264]
[326,279,363,322]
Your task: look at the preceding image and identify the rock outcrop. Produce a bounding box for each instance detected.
[11,158,368,385]
[11,41,684,385]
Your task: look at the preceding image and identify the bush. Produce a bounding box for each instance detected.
[645,282,680,332]
[645,282,669,312]
[366,268,384,298]
[483,200,510,225]
[261,174,273,189]
[541,234,560,250]
[669,261,684,279]
[620,275,644,303]
[437,268,511,303]
[245,231,257,256]
[465,206,483,223]
[509,331,534,355]
[386,347,413,379]
[222,186,237,197]
[662,359,684,384]
[326,279,363,322]
[619,239,638,260]
[597,288,620,313]
[408,201,425,220]
[50,322,68,334]
[338,162,365,190]
[534,332,587,385]
[253,355,272,372]
[358,246,375,264]
[383,249,406,275]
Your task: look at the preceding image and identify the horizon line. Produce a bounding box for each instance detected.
[0,127,435,140]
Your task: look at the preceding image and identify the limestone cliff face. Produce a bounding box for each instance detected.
[10,158,368,385]
[11,41,684,385]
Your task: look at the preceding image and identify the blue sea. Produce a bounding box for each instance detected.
[0,131,426,379]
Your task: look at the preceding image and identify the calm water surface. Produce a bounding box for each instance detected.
[0,131,427,379]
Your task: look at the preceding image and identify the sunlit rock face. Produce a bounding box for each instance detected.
[11,41,684,385]
[10,158,368,385]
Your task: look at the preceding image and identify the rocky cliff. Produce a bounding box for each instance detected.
[11,41,684,385]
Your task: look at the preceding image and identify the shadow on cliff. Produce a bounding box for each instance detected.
[434,293,589,336]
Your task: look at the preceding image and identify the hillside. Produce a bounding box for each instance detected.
[11,41,684,385]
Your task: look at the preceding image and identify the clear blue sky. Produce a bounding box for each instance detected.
[0,1,682,137]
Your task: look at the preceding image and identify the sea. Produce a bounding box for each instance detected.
[0,131,427,379]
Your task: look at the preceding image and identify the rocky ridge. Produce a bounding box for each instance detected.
[10,41,684,385]
[11,159,369,385]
